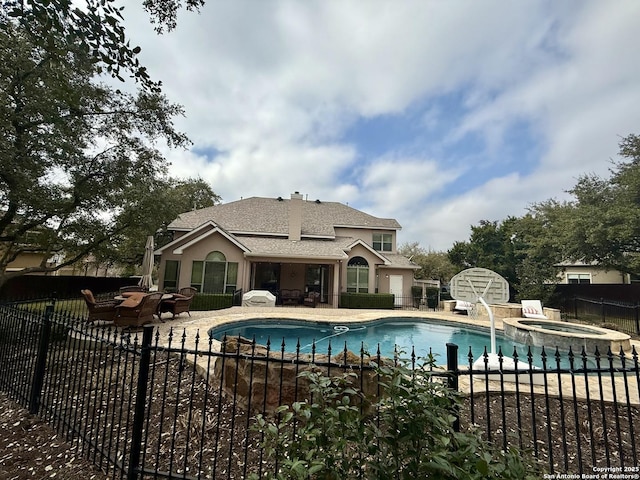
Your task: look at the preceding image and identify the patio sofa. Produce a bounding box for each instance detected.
[280,289,302,305]
[114,292,163,328]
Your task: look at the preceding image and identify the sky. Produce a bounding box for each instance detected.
[122,0,640,251]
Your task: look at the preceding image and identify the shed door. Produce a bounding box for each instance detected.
[389,275,403,307]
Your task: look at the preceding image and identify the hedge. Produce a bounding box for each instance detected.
[339,292,395,309]
[191,293,234,311]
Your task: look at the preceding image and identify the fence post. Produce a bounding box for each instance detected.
[29,303,54,414]
[446,343,460,432]
[127,326,154,480]
[636,302,640,335]
[600,297,605,323]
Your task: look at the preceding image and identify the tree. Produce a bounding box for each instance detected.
[532,134,640,275]
[3,0,205,91]
[446,217,562,303]
[399,242,457,284]
[447,220,518,286]
[446,135,640,303]
[94,177,220,271]
[0,22,197,288]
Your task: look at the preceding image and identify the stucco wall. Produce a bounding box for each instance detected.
[158,228,248,291]
[334,227,397,253]
[558,266,627,284]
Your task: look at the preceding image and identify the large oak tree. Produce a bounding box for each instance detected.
[0,22,215,288]
[3,0,205,91]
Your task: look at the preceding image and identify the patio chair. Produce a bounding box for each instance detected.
[303,291,320,308]
[280,289,302,305]
[521,300,548,319]
[454,300,474,314]
[114,292,163,328]
[159,287,197,319]
[81,289,119,323]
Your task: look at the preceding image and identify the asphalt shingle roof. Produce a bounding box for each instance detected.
[168,196,401,237]
[165,197,416,270]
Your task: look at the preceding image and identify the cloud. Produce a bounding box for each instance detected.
[121,0,640,251]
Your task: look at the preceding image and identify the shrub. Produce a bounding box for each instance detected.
[425,286,440,309]
[339,293,394,309]
[411,285,422,308]
[251,357,539,480]
[190,293,233,311]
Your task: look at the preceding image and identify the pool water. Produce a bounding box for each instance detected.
[207,317,589,368]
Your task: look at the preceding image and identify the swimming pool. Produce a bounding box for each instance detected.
[207,317,575,367]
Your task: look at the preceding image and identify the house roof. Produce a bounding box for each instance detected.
[239,236,418,270]
[168,196,401,238]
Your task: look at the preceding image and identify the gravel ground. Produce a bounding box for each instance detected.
[0,391,111,479]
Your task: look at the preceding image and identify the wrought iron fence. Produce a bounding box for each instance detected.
[561,296,640,335]
[0,299,639,478]
[273,293,441,310]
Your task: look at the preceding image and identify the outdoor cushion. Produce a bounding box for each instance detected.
[119,292,145,308]
[521,300,548,319]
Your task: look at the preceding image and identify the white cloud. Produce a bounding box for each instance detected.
[121,0,640,251]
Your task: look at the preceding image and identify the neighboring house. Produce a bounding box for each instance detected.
[556,260,631,284]
[156,192,419,306]
[6,251,119,277]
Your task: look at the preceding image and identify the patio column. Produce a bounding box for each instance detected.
[332,260,341,307]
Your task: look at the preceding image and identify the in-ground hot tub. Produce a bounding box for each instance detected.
[503,318,631,355]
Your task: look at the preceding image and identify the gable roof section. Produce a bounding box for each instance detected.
[344,239,390,265]
[167,196,401,238]
[155,222,249,255]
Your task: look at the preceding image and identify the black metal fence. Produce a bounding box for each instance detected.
[1,300,639,478]
[560,296,640,335]
[278,293,441,310]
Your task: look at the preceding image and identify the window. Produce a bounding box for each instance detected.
[567,273,591,284]
[372,233,392,252]
[347,256,369,293]
[191,251,238,293]
[163,260,180,290]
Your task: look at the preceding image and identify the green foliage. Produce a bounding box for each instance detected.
[428,134,640,301]
[251,360,539,480]
[447,216,562,304]
[425,286,439,308]
[0,21,219,286]
[398,243,457,284]
[190,293,233,311]
[531,134,640,276]
[4,0,205,91]
[339,293,394,309]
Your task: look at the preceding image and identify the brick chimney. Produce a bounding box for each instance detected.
[288,192,303,241]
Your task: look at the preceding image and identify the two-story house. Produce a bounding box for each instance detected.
[155,192,418,306]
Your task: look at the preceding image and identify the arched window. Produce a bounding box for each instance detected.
[347,256,369,293]
[191,251,238,293]
[206,251,226,262]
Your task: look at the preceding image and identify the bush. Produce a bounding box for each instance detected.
[251,357,539,480]
[190,293,233,311]
[425,286,439,309]
[411,285,422,308]
[339,293,394,309]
